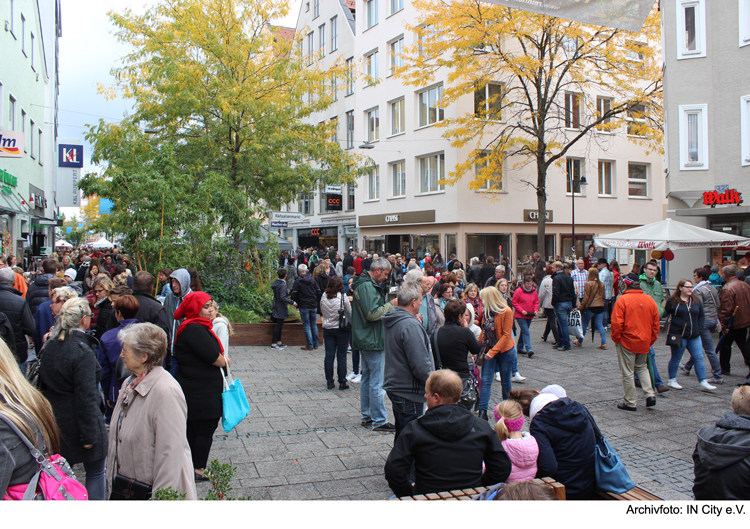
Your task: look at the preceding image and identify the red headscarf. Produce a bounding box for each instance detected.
[173,291,224,353]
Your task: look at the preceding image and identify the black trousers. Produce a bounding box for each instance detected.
[720,327,750,374]
[542,308,559,344]
[272,317,285,343]
[187,418,219,470]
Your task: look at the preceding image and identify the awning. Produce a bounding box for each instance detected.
[594,218,750,251]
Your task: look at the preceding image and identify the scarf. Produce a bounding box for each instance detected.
[118,368,151,428]
[173,291,224,353]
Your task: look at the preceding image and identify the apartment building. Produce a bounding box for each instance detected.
[0,0,61,258]
[290,0,665,269]
[663,0,750,281]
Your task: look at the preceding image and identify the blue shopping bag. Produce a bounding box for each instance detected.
[221,361,250,433]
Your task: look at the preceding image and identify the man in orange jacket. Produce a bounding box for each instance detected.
[611,273,660,412]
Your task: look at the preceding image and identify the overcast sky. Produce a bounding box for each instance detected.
[58,0,302,218]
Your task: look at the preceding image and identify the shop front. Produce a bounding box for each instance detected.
[297,226,339,249]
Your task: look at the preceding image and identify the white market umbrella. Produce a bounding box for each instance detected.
[595,218,750,251]
[90,237,114,249]
[55,240,73,248]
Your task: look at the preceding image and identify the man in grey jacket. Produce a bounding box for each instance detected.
[682,267,723,383]
[382,283,435,438]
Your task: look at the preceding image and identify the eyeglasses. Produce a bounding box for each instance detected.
[682,286,693,289]
[93,289,104,294]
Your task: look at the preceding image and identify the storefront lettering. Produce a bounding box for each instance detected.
[385,215,399,223]
[637,241,656,249]
[703,189,743,207]
[311,228,320,236]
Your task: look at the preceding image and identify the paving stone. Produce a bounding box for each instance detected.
[313,478,369,498]
[267,483,323,500]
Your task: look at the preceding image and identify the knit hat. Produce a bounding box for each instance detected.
[710,266,719,273]
[530,394,559,421]
[622,273,640,285]
[540,384,567,398]
[64,268,77,280]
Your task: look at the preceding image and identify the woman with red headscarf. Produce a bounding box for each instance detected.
[172,291,230,482]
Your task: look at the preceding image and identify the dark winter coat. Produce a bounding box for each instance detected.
[33,300,54,355]
[0,404,45,496]
[26,273,54,315]
[0,284,34,363]
[99,318,139,404]
[290,273,321,310]
[530,397,596,500]
[39,331,108,465]
[478,264,496,287]
[272,279,294,319]
[384,404,512,497]
[466,264,483,286]
[315,273,330,312]
[693,412,750,500]
[174,323,224,421]
[105,291,170,343]
[93,298,112,341]
[551,270,576,305]
[665,297,704,340]
[382,307,434,403]
[433,321,480,379]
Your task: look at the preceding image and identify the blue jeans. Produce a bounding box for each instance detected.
[478,347,516,411]
[579,310,606,346]
[669,336,707,381]
[299,308,319,348]
[17,361,26,375]
[352,349,360,374]
[324,328,349,387]
[387,392,423,439]
[634,347,664,387]
[554,302,572,349]
[684,319,722,378]
[516,318,533,353]
[359,349,387,427]
[84,456,107,501]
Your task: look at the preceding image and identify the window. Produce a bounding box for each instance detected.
[8,95,16,131]
[742,95,750,166]
[306,32,314,65]
[299,193,314,215]
[345,57,354,95]
[21,109,26,152]
[475,152,504,191]
[30,32,35,70]
[368,166,380,200]
[331,16,338,51]
[418,84,443,127]
[741,0,750,47]
[21,14,26,55]
[598,161,613,196]
[417,25,437,56]
[626,103,646,136]
[318,25,326,57]
[628,163,648,198]
[390,37,404,76]
[319,186,328,213]
[391,0,404,14]
[313,0,320,18]
[625,40,646,62]
[345,110,354,149]
[365,0,378,29]
[596,96,612,129]
[678,103,708,170]
[330,116,338,144]
[347,184,356,210]
[676,0,706,59]
[38,128,43,165]
[474,82,503,120]
[29,119,35,159]
[305,1,310,12]
[564,92,581,129]
[565,158,584,194]
[366,107,379,142]
[391,98,405,135]
[391,161,406,197]
[419,153,445,194]
[365,50,379,86]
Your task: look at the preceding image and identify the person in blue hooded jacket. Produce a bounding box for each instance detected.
[163,268,192,374]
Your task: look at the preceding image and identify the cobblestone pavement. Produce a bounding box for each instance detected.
[194,322,744,501]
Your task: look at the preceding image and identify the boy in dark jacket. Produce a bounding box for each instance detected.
[290,264,321,350]
[271,268,295,350]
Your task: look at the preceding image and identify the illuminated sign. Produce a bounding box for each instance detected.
[703,189,743,207]
[326,194,342,211]
[58,144,84,168]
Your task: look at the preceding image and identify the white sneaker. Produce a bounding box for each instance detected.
[270,343,280,349]
[494,372,502,382]
[667,378,683,390]
[700,380,716,391]
[511,373,526,383]
[351,374,362,384]
[346,372,356,382]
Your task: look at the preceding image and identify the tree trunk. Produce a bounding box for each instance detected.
[233,231,242,252]
[536,158,547,257]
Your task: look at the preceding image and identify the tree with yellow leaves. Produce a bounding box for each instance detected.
[398,1,663,250]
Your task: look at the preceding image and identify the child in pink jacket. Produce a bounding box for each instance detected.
[511,276,539,356]
[494,400,539,482]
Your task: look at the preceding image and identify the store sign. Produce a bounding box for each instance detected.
[359,210,436,227]
[385,215,399,223]
[0,169,18,195]
[703,189,743,207]
[0,131,24,158]
[270,221,288,228]
[523,209,553,222]
[298,226,338,238]
[326,194,342,211]
[325,185,342,194]
[58,144,84,168]
[270,211,306,221]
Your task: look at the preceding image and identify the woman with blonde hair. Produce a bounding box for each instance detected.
[209,299,233,353]
[493,400,538,482]
[0,339,62,496]
[476,287,517,420]
[39,297,108,499]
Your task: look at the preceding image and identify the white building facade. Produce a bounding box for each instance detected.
[291,0,665,270]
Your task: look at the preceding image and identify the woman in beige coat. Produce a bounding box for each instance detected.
[106,322,197,500]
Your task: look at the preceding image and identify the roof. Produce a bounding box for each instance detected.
[270,25,296,42]
[344,0,355,9]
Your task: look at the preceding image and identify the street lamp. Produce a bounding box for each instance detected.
[358,143,374,149]
[570,174,588,260]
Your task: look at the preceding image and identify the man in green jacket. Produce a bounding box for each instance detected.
[635,261,669,393]
[351,257,395,432]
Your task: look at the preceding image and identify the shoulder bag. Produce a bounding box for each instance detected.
[582,407,636,495]
[476,312,499,367]
[338,294,351,332]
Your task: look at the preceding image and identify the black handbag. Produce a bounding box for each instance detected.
[338,294,351,332]
[109,403,152,500]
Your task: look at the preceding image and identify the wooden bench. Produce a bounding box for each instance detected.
[595,487,663,501]
[389,478,566,501]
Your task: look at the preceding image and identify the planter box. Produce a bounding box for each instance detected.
[231,322,323,346]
